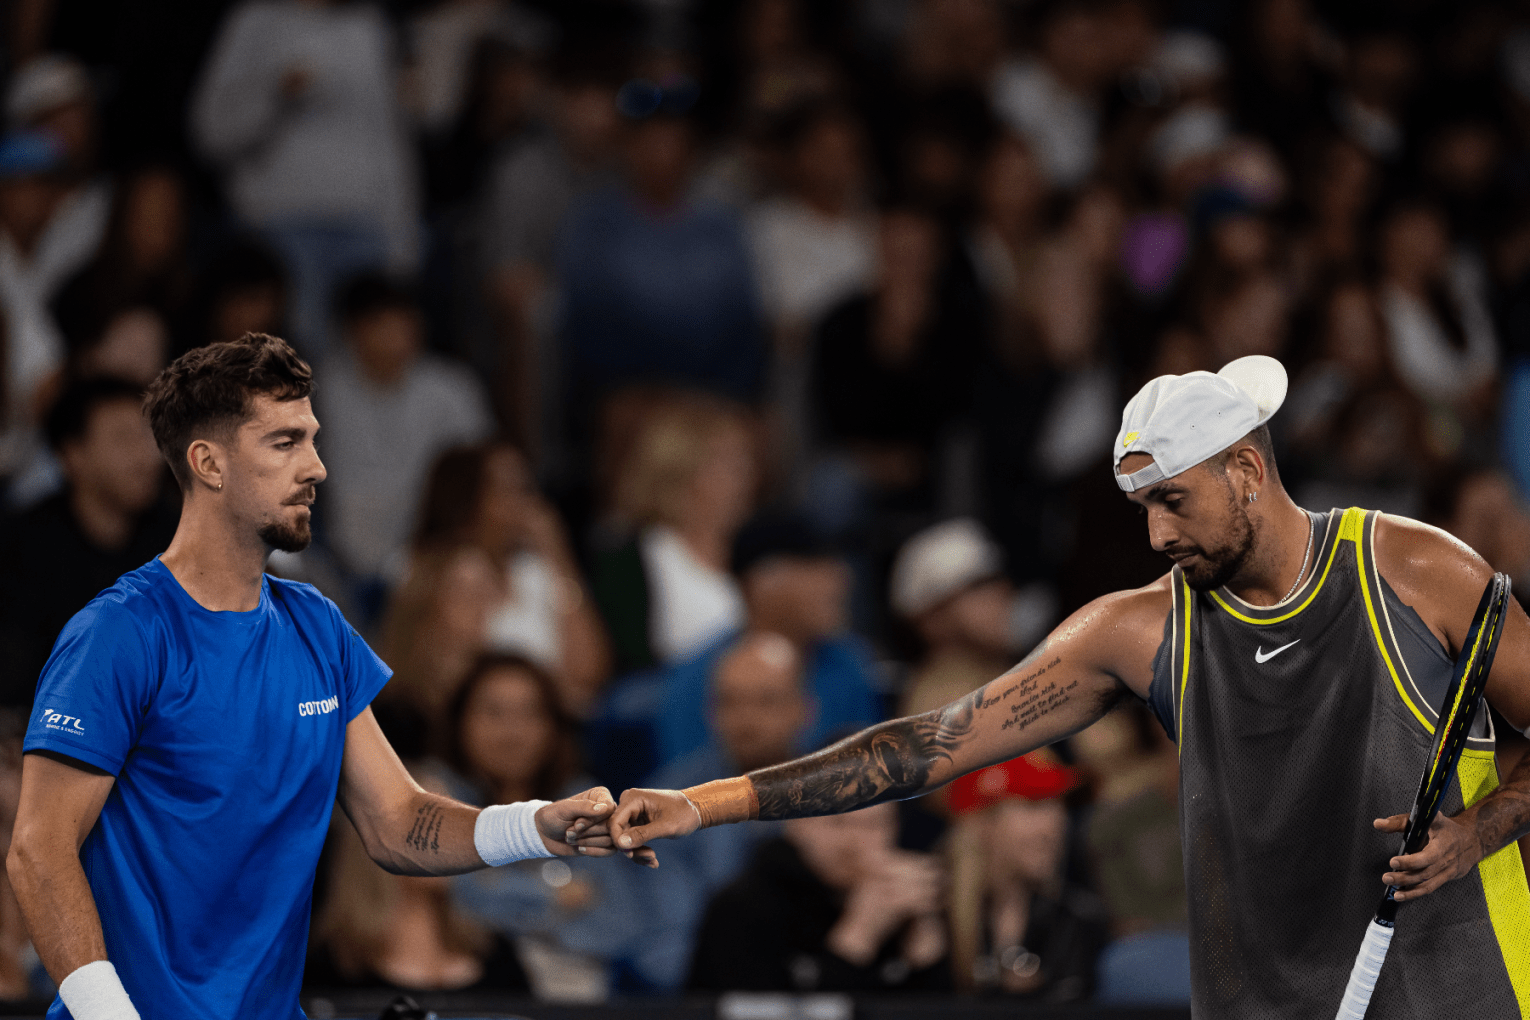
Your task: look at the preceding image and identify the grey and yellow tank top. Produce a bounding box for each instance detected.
[1145,507,1530,1018]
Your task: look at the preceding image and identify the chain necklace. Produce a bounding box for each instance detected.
[1280,510,1315,605]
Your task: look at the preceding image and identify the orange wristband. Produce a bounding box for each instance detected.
[681,777,759,828]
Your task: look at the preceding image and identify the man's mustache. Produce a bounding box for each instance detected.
[283,488,317,506]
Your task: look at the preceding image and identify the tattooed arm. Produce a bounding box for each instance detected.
[610,583,1169,856]
[336,708,623,875]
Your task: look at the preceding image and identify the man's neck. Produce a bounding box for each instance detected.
[68,485,136,551]
[1225,493,1315,608]
[158,497,269,612]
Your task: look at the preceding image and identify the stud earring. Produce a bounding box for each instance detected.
[217,482,223,491]
[1247,492,1257,503]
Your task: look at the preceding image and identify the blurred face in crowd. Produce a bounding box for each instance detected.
[626,118,694,209]
[786,802,899,889]
[743,554,851,644]
[474,445,539,551]
[559,83,621,159]
[459,664,556,792]
[1381,206,1450,287]
[1448,473,1530,580]
[916,577,1016,657]
[431,547,500,645]
[1121,448,1261,592]
[879,210,941,290]
[1252,0,1311,66]
[33,98,96,172]
[978,134,1045,235]
[982,797,1068,890]
[1347,33,1415,110]
[203,394,325,553]
[1204,274,1288,361]
[1209,214,1272,274]
[476,51,541,141]
[742,0,802,62]
[1313,139,1374,222]
[1427,122,1499,198]
[122,170,185,273]
[60,397,164,516]
[0,173,61,254]
[212,284,285,347]
[680,421,757,538]
[79,308,169,385]
[347,306,423,387]
[1337,390,1413,482]
[793,114,864,216]
[1067,186,1125,267]
[711,632,810,772]
[1322,284,1384,379]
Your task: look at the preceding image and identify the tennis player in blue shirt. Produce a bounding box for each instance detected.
[6,333,640,1020]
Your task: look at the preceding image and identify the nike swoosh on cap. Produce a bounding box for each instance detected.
[1254,640,1300,664]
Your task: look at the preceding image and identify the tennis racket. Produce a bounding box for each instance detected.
[1334,571,1512,1019]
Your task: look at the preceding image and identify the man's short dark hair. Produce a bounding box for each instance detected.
[143,333,312,489]
[335,272,417,326]
[44,375,144,452]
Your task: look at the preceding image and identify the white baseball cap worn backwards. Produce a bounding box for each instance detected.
[1113,355,1288,493]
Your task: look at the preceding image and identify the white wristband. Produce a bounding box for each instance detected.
[474,800,556,866]
[59,961,140,1020]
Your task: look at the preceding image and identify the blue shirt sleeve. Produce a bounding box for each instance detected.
[25,600,156,775]
[330,604,392,721]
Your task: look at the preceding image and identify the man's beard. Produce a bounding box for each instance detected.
[1179,497,1256,592]
[258,517,312,553]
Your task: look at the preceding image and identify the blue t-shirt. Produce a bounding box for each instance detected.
[24,557,392,1019]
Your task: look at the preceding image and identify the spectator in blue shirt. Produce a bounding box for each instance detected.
[556,84,766,440]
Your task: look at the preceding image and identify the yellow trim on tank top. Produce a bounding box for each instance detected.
[1206,510,1348,625]
[1344,506,1437,734]
[1458,755,1530,1015]
[1178,572,1192,756]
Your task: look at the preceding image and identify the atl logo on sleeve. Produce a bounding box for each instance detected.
[39,707,85,735]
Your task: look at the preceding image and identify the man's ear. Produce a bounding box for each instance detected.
[185,438,224,493]
[1229,443,1267,496]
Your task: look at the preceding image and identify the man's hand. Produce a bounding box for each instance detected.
[1374,811,1486,902]
[826,849,946,966]
[535,787,619,858]
[609,788,703,867]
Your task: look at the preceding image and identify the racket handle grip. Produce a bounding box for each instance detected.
[1335,919,1394,1019]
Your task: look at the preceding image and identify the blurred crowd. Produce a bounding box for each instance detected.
[1,0,1530,1008]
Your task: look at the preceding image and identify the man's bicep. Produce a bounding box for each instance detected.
[16,752,115,849]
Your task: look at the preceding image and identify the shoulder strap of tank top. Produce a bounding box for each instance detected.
[1169,565,1193,756]
[1346,505,1437,735]
[1349,506,1495,750]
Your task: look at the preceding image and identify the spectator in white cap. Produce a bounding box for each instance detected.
[892,518,1055,718]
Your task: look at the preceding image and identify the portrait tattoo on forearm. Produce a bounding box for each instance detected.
[749,640,1092,821]
[405,802,444,853]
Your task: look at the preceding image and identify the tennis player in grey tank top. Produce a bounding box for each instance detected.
[608,355,1530,1018]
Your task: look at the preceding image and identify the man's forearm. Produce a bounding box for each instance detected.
[1467,752,1530,858]
[7,835,108,984]
[357,791,488,877]
[746,689,986,821]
